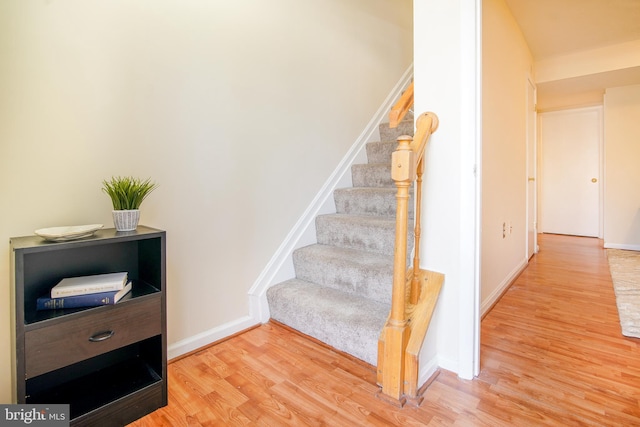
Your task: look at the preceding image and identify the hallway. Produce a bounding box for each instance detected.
[476,233,640,425]
[130,234,640,426]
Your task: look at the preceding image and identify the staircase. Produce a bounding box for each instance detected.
[267,115,415,366]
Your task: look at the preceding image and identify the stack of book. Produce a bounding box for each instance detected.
[37,272,132,310]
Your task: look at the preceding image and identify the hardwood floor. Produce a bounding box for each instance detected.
[129,234,640,426]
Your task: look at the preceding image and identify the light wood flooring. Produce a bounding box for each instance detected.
[129,234,640,426]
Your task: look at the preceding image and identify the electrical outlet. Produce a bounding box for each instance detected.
[502,222,506,239]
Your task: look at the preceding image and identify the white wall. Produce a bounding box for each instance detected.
[0,0,413,402]
[604,84,640,250]
[481,0,533,313]
[413,0,480,380]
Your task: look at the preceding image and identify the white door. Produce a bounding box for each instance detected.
[526,78,537,259]
[540,107,602,237]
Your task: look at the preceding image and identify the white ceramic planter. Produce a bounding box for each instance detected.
[112,209,140,231]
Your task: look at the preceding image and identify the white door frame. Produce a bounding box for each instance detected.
[526,77,538,258]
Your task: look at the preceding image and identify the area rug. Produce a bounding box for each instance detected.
[606,249,640,338]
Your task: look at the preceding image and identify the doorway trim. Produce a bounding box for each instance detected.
[526,77,538,259]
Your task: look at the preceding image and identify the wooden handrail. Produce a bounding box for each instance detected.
[410,112,439,164]
[377,111,443,407]
[389,82,414,128]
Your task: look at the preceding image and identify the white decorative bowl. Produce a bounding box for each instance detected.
[35,224,104,242]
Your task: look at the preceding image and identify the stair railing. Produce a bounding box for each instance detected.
[377,87,443,406]
[389,82,413,129]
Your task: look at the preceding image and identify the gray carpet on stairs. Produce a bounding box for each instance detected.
[267,116,414,366]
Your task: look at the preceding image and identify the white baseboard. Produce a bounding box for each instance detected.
[167,315,260,360]
[436,354,458,376]
[418,354,441,386]
[480,259,528,317]
[604,242,640,251]
[247,64,415,323]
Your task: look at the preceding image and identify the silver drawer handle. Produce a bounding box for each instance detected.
[89,330,115,342]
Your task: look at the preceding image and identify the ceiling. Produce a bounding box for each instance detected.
[503,0,640,108]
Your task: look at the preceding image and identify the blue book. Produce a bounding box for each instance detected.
[37,281,132,310]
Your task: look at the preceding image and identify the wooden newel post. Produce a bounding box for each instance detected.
[379,111,441,405]
[381,134,416,402]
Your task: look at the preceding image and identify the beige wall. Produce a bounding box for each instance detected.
[535,40,640,112]
[604,84,640,249]
[0,0,413,402]
[481,0,533,311]
[535,40,640,84]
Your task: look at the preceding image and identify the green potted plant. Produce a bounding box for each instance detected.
[102,176,158,231]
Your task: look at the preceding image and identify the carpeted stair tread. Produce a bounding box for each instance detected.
[293,244,394,305]
[366,141,399,164]
[334,187,414,218]
[316,213,400,256]
[267,278,389,365]
[379,119,414,142]
[351,163,394,188]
